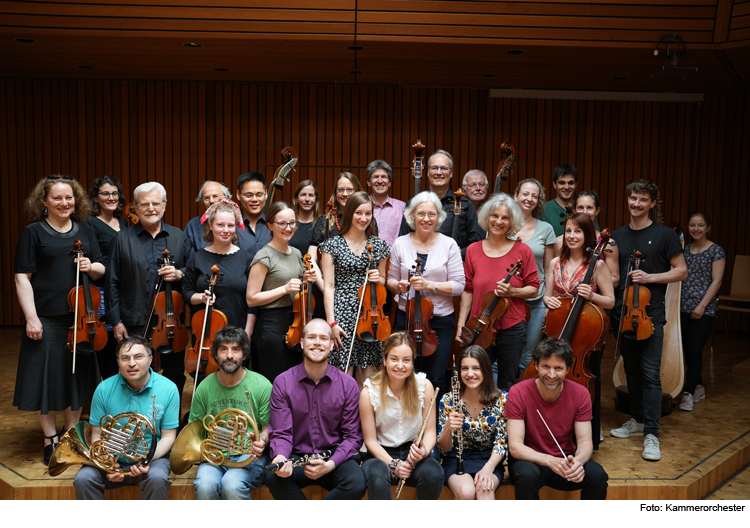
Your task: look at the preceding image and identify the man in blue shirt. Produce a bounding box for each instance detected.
[74,336,180,500]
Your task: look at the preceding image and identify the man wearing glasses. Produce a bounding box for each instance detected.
[235,172,273,259]
[105,182,192,400]
[399,150,480,258]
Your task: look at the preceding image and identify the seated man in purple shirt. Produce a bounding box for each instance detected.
[266,318,366,500]
[367,160,405,248]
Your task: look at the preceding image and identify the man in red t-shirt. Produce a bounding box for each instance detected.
[505,338,608,500]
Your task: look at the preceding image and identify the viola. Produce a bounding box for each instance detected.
[263,146,298,218]
[411,139,426,197]
[123,202,139,225]
[493,141,515,194]
[67,240,107,355]
[144,249,189,368]
[521,231,614,397]
[356,244,391,343]
[405,257,439,356]
[462,260,523,349]
[286,254,315,347]
[185,265,227,385]
[619,250,654,342]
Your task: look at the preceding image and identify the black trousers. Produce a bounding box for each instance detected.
[265,458,366,500]
[508,456,608,500]
[255,307,302,384]
[126,325,185,398]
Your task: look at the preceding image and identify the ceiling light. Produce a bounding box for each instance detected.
[183,42,203,47]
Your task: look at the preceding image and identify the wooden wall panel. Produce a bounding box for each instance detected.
[1,80,749,331]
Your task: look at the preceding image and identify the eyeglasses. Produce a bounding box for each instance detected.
[414,212,438,219]
[118,353,149,363]
[429,166,452,173]
[98,191,120,198]
[240,191,266,199]
[137,201,164,209]
[336,188,356,195]
[271,221,297,229]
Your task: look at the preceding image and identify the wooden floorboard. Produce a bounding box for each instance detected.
[0,326,748,500]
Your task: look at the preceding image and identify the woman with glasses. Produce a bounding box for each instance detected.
[387,191,465,395]
[246,201,321,383]
[15,176,105,463]
[320,192,389,386]
[86,175,128,379]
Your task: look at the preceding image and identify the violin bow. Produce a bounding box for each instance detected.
[345,245,373,373]
[71,243,82,374]
[614,252,635,360]
[191,267,219,405]
[536,409,568,459]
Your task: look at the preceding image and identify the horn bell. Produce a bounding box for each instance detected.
[169,420,207,475]
[48,421,92,476]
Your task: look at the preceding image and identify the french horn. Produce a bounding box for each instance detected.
[49,396,157,476]
[170,390,260,475]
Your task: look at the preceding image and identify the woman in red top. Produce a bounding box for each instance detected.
[457,193,540,391]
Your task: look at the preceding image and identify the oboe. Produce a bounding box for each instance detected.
[451,359,465,475]
[263,450,333,472]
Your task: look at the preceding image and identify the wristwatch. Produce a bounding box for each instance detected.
[389,458,401,477]
[432,282,438,294]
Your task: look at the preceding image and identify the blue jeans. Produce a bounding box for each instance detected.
[519,298,546,372]
[395,310,455,397]
[194,454,268,500]
[619,322,664,437]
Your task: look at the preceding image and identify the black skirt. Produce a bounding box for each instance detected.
[442,448,505,484]
[13,315,100,413]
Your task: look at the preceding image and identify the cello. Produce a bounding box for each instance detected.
[286,254,315,347]
[461,260,524,349]
[493,141,515,194]
[405,257,439,357]
[263,146,298,217]
[67,241,108,366]
[185,265,227,389]
[123,203,139,225]
[520,232,614,397]
[143,249,189,370]
[356,244,391,343]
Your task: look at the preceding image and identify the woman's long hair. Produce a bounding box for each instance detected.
[292,179,320,227]
[25,176,91,222]
[560,212,597,266]
[369,333,420,417]
[89,174,125,216]
[339,191,377,239]
[327,172,362,231]
[458,345,502,404]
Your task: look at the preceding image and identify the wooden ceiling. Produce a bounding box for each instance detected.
[1,0,748,93]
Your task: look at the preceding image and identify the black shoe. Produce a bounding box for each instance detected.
[43,433,59,464]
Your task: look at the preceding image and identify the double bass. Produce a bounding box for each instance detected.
[286,254,315,347]
[143,249,189,370]
[493,141,515,194]
[411,139,426,197]
[67,241,107,361]
[521,232,614,397]
[262,146,298,217]
[461,260,524,349]
[356,244,391,343]
[185,265,227,387]
[405,257,438,357]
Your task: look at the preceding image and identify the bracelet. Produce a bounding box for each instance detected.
[388,458,402,477]
[485,461,495,471]
[329,321,338,328]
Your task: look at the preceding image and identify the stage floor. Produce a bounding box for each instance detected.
[0,326,748,500]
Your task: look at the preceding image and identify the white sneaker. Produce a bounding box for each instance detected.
[610,418,644,438]
[599,428,604,443]
[678,392,694,411]
[693,385,706,402]
[642,434,661,461]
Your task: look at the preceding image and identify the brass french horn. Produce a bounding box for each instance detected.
[49,396,157,476]
[170,390,260,475]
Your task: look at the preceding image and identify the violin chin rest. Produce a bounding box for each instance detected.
[358,332,377,343]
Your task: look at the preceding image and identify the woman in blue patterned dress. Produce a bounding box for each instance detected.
[437,345,507,500]
[679,211,725,411]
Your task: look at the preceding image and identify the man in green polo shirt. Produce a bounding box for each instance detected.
[541,164,599,237]
[189,326,272,500]
[74,336,180,500]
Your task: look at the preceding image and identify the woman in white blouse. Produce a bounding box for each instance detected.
[360,332,444,499]
[387,191,465,395]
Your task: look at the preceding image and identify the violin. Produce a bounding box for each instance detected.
[144,249,189,367]
[520,231,614,397]
[493,141,515,194]
[185,265,227,385]
[318,199,336,263]
[356,244,391,343]
[286,254,315,347]
[462,260,523,349]
[405,257,439,357]
[67,240,107,355]
[263,146,298,218]
[619,250,654,342]
[123,203,139,225]
[411,139,426,197]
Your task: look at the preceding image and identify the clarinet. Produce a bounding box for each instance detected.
[451,360,465,475]
[264,450,333,472]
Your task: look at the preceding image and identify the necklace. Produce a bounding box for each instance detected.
[45,219,72,233]
[345,235,367,254]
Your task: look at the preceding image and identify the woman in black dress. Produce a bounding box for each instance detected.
[289,179,320,255]
[15,176,105,463]
[87,174,128,379]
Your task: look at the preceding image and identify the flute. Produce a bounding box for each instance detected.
[451,359,465,475]
[395,389,440,499]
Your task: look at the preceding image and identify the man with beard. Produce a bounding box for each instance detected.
[540,164,598,236]
[266,319,366,500]
[73,336,179,500]
[189,326,271,500]
[505,338,608,500]
[608,179,686,462]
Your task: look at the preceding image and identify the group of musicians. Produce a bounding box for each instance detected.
[16,149,724,500]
